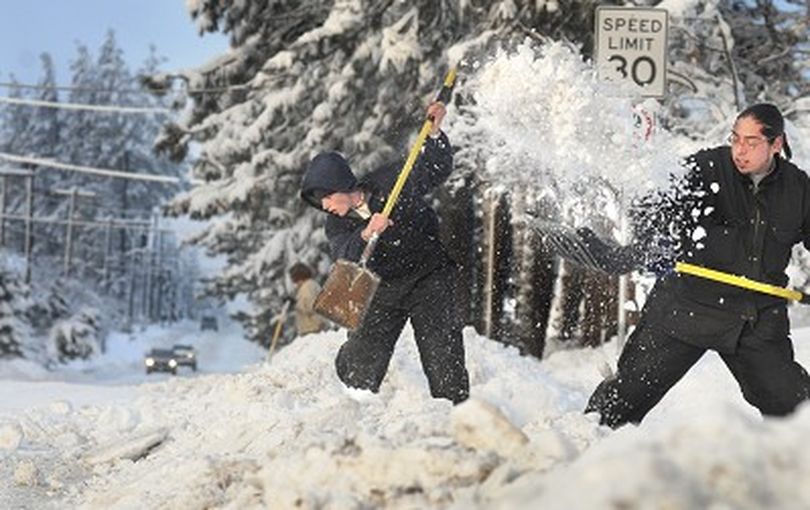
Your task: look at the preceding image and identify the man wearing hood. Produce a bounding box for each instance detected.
[300,101,469,404]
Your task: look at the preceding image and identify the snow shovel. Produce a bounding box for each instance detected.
[313,68,458,330]
[266,300,290,363]
[675,262,810,304]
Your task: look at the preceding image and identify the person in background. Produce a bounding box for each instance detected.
[288,262,329,336]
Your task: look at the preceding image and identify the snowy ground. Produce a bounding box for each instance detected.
[3,315,810,509]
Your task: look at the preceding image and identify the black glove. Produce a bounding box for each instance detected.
[532,219,643,275]
[575,227,643,275]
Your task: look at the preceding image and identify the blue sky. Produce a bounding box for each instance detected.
[0,0,229,85]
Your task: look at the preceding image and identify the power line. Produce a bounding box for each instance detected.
[1,170,172,218]
[0,153,183,184]
[0,212,172,231]
[43,195,156,218]
[0,81,150,95]
[0,80,261,95]
[0,95,171,115]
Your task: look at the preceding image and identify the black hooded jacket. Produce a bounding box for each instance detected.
[644,146,810,352]
[301,133,454,281]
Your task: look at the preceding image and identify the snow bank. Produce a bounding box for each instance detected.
[0,423,23,451]
[3,323,810,509]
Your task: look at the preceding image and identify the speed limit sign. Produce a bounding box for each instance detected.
[595,7,668,97]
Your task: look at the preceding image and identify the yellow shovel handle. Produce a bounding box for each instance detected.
[382,120,435,217]
[675,261,805,302]
[359,68,457,266]
[381,67,457,217]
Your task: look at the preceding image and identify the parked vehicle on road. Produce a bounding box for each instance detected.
[172,344,197,371]
[144,348,179,375]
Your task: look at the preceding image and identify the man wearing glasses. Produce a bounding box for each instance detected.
[583,103,810,428]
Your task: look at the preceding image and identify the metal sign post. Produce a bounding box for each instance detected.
[595,7,669,97]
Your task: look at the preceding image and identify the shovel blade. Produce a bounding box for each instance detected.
[314,259,381,330]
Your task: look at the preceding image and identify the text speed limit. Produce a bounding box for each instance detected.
[595,7,669,97]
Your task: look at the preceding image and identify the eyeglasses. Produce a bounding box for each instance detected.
[727,132,771,150]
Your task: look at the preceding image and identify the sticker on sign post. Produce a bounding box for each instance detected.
[595,7,669,97]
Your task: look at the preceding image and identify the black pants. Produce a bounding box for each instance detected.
[335,263,470,404]
[586,308,810,428]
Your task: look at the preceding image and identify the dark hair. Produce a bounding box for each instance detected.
[289,262,313,283]
[737,103,792,160]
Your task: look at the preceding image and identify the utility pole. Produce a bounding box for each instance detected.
[142,212,158,320]
[102,217,113,288]
[0,175,6,247]
[145,210,162,321]
[127,245,138,328]
[154,228,164,322]
[0,169,33,247]
[53,187,96,277]
[64,188,77,276]
[24,173,34,284]
[0,169,34,281]
[119,150,130,256]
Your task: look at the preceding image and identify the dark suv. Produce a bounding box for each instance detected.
[144,348,179,375]
[172,344,197,371]
[200,316,218,331]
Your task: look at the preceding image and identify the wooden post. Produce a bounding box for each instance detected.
[482,190,499,339]
[616,189,628,350]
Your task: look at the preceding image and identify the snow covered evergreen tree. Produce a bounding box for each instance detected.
[160,0,605,343]
[0,75,33,158]
[28,280,70,334]
[662,0,809,136]
[25,54,61,159]
[48,307,101,362]
[0,267,36,359]
[0,56,66,264]
[61,43,96,170]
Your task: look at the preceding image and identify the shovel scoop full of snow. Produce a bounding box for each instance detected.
[313,259,380,330]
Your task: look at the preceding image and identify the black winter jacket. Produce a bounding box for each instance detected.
[303,133,454,282]
[646,146,810,352]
